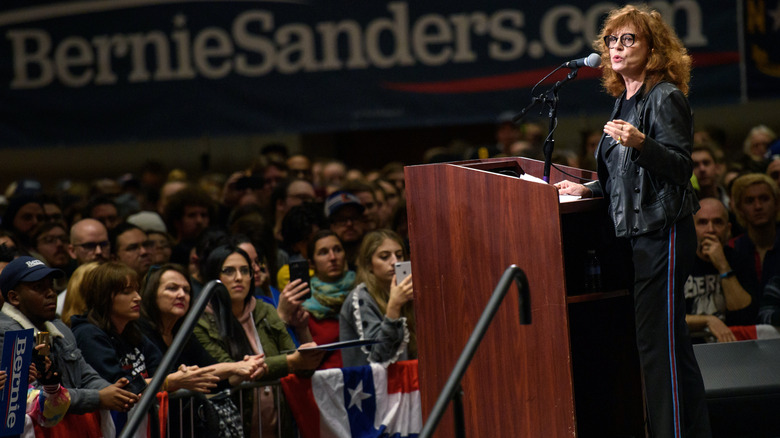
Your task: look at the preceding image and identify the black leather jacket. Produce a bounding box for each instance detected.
[585,81,699,238]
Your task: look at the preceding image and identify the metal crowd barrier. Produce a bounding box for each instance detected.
[163,380,298,438]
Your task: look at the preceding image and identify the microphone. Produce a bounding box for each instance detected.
[561,53,601,69]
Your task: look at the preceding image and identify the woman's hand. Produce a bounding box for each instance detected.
[286,342,326,374]
[387,274,414,320]
[166,365,220,393]
[224,355,267,385]
[554,180,592,197]
[242,354,269,380]
[604,119,645,150]
[98,378,139,411]
[277,279,310,328]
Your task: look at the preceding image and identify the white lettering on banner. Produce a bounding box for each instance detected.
[6,336,27,429]
[5,1,708,89]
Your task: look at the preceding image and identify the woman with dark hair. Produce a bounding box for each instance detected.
[276,230,355,369]
[139,263,264,384]
[301,230,354,368]
[71,262,219,431]
[195,244,323,374]
[194,244,323,438]
[339,229,415,367]
[555,4,710,436]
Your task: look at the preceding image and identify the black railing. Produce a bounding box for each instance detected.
[419,265,531,438]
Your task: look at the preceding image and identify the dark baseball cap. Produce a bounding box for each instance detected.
[0,256,64,299]
[324,191,365,218]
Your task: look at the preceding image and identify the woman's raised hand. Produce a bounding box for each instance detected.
[604,119,645,150]
[277,278,311,328]
[387,273,414,319]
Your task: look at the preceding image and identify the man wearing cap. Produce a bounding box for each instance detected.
[325,191,367,270]
[0,256,139,416]
[342,181,380,232]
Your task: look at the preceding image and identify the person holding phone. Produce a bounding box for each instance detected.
[194,244,325,437]
[339,229,415,367]
[71,262,220,433]
[0,256,139,436]
[26,342,71,430]
[294,230,356,369]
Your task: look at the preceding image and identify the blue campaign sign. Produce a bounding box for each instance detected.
[0,1,747,147]
[0,328,33,437]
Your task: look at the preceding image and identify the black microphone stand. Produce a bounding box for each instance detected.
[419,265,531,438]
[513,66,581,183]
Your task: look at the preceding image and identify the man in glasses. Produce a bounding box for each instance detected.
[68,218,111,265]
[32,223,73,289]
[110,222,153,277]
[59,218,113,313]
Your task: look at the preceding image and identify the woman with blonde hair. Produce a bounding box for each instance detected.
[60,261,100,326]
[339,229,415,366]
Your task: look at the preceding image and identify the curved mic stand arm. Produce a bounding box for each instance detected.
[419,265,531,438]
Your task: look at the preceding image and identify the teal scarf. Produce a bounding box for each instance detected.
[302,271,356,320]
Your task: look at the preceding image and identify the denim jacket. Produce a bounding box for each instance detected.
[0,304,110,414]
[585,81,699,237]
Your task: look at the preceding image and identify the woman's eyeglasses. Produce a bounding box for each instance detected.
[221,266,251,278]
[604,33,636,49]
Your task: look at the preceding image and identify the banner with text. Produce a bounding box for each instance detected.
[0,0,760,147]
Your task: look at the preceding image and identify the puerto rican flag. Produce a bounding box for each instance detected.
[281,360,421,438]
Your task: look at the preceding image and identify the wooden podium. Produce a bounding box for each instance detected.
[405,157,644,437]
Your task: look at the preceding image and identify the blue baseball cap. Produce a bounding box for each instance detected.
[324,191,365,218]
[0,256,64,299]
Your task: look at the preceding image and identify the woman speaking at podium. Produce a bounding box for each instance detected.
[556,5,710,437]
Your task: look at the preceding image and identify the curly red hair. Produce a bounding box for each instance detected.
[595,4,691,97]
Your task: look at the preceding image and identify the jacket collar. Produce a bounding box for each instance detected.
[0,303,65,339]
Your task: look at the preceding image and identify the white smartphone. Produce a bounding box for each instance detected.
[394,261,411,283]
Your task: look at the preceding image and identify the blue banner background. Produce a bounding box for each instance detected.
[0,1,759,147]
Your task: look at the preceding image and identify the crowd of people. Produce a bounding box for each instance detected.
[0,3,779,432]
[0,149,416,437]
[0,117,777,437]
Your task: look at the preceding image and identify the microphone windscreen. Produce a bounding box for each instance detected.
[585,53,602,68]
